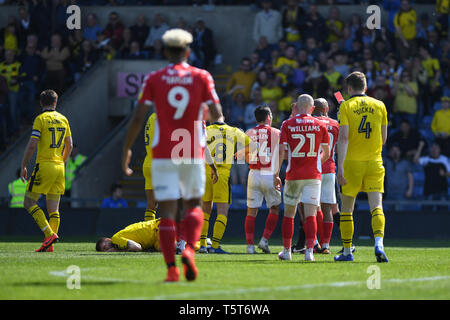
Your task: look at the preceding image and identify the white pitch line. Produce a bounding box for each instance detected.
[149,275,450,300]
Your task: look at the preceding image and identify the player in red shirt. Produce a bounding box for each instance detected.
[121,29,222,282]
[312,98,339,254]
[244,105,281,254]
[274,94,330,262]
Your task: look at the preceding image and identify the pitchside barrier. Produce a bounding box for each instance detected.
[1,206,449,240]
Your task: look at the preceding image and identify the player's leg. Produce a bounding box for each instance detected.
[368,192,388,262]
[320,203,333,253]
[245,207,258,253]
[315,206,324,251]
[199,200,212,252]
[258,172,281,253]
[334,194,356,261]
[210,202,230,253]
[175,198,185,254]
[245,169,263,253]
[301,180,321,261]
[293,202,306,253]
[46,194,61,252]
[24,192,55,240]
[278,180,301,260]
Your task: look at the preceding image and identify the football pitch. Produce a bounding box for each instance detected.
[0,238,449,300]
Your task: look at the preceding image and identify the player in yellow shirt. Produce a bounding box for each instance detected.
[20,90,73,252]
[96,219,161,252]
[335,72,389,263]
[199,116,251,254]
[142,113,157,222]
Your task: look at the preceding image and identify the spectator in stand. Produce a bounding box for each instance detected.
[119,28,133,58]
[244,88,263,130]
[74,40,98,81]
[384,144,414,210]
[349,13,363,42]
[435,0,449,40]
[282,0,305,48]
[83,13,103,43]
[394,0,417,61]
[254,36,272,64]
[103,11,125,50]
[347,38,363,65]
[414,141,449,209]
[17,6,34,50]
[334,51,350,77]
[1,22,19,54]
[260,73,283,105]
[228,92,246,130]
[249,52,264,73]
[226,57,256,102]
[323,57,342,97]
[304,37,321,65]
[387,119,426,160]
[192,18,217,70]
[54,0,72,39]
[419,45,441,115]
[325,6,344,44]
[278,85,298,120]
[29,0,52,46]
[416,13,435,46]
[301,4,327,46]
[149,39,164,60]
[251,69,269,98]
[391,70,419,127]
[125,41,146,60]
[273,45,298,86]
[68,30,84,76]
[40,33,70,95]
[130,14,150,50]
[383,0,402,48]
[431,96,450,156]
[101,184,128,209]
[302,61,330,99]
[144,13,170,50]
[18,42,45,123]
[253,0,283,47]
[0,50,23,135]
[0,75,8,150]
[426,29,443,59]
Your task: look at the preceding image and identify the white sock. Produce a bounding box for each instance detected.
[322,243,329,249]
[375,237,383,248]
[314,239,319,245]
[343,247,352,255]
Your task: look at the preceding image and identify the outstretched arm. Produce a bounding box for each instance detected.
[20,138,38,182]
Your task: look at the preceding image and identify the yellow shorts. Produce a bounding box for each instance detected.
[27,162,65,195]
[143,165,152,190]
[202,167,231,204]
[341,160,385,198]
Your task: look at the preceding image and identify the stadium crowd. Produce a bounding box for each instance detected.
[0,0,449,206]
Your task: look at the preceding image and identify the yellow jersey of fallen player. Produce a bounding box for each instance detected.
[111,219,160,251]
[338,94,387,162]
[143,113,156,168]
[206,122,251,172]
[30,110,72,163]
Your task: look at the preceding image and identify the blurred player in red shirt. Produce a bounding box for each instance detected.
[274,94,330,262]
[122,29,222,282]
[312,98,339,254]
[244,105,281,254]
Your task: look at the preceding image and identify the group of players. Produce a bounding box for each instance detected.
[20,28,389,283]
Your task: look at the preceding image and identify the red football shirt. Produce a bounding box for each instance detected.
[246,124,280,171]
[316,116,339,174]
[138,62,219,160]
[280,114,329,180]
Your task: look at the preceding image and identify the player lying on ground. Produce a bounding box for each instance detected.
[275,94,330,262]
[20,89,73,252]
[335,71,389,263]
[244,105,281,254]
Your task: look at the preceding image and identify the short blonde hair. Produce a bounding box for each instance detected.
[162,28,193,48]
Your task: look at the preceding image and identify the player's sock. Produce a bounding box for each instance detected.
[48,211,60,234]
[321,221,334,248]
[316,210,324,244]
[200,212,210,247]
[211,214,227,249]
[28,205,54,238]
[339,212,354,254]
[262,212,278,240]
[371,207,385,244]
[245,215,255,245]
[159,218,176,267]
[144,209,156,221]
[304,216,317,249]
[281,216,294,250]
[182,207,203,249]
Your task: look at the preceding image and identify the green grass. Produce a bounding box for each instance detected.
[0,239,449,300]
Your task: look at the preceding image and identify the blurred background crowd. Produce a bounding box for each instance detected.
[0,0,448,207]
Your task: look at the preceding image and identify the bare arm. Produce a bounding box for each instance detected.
[20,138,38,182]
[205,147,219,184]
[321,143,330,164]
[381,125,388,145]
[337,125,349,186]
[274,143,286,190]
[62,135,73,163]
[122,102,151,176]
[405,171,414,198]
[413,140,425,164]
[126,240,143,252]
[206,102,223,124]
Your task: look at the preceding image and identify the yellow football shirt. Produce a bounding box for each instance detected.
[143,113,156,167]
[206,122,251,173]
[30,110,72,163]
[111,219,160,251]
[338,95,387,161]
[394,9,417,40]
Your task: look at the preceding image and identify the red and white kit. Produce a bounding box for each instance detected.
[246,124,281,209]
[279,114,329,206]
[138,62,220,201]
[316,116,339,204]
